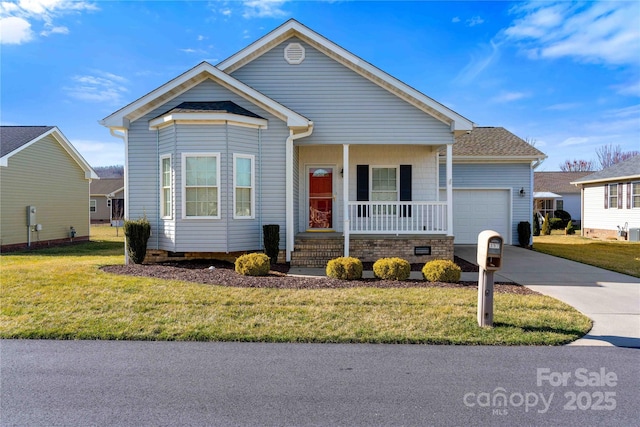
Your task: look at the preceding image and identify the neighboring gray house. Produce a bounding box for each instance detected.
[101,20,545,266]
[571,156,640,240]
[534,171,590,226]
[90,178,125,225]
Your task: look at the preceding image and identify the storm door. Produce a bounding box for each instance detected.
[308,167,334,230]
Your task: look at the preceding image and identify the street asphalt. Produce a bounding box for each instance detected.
[1,340,638,427]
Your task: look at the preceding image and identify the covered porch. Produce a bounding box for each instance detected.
[286,142,455,263]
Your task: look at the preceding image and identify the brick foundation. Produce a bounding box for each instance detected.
[583,228,626,240]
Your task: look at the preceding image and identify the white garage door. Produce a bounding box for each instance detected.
[452,189,510,244]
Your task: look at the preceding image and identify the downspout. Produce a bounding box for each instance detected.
[446,143,453,237]
[258,128,263,250]
[285,123,314,262]
[156,129,160,250]
[110,128,128,263]
[226,122,230,254]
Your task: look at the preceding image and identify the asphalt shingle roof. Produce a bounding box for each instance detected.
[154,101,265,120]
[572,155,640,184]
[0,126,54,158]
[440,127,546,158]
[534,172,591,194]
[90,178,124,195]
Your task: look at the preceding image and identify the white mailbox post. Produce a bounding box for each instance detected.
[477,230,503,327]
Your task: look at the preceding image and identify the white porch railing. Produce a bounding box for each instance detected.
[347,201,448,234]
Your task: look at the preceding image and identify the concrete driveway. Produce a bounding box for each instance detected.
[455,245,640,348]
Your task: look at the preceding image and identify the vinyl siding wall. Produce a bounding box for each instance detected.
[0,135,90,246]
[582,182,639,232]
[127,79,290,253]
[231,38,453,146]
[439,162,533,244]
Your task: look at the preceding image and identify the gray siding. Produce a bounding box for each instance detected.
[127,79,290,253]
[440,162,533,244]
[231,38,453,146]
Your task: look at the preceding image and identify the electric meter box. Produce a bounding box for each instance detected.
[27,206,37,226]
[477,230,503,271]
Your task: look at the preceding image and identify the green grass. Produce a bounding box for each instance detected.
[534,231,640,277]
[0,225,591,344]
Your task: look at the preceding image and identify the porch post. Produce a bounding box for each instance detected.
[343,144,350,257]
[446,143,453,237]
[285,134,294,262]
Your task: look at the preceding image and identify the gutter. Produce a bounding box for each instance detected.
[285,123,314,262]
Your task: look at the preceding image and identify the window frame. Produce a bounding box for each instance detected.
[233,153,255,219]
[632,181,640,209]
[160,154,172,219]
[181,152,221,220]
[608,183,618,210]
[89,199,97,213]
[371,166,399,215]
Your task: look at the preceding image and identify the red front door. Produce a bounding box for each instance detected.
[308,167,333,229]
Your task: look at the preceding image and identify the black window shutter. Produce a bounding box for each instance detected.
[604,184,609,209]
[357,165,369,217]
[400,165,412,217]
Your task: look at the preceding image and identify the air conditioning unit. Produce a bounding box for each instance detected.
[628,228,640,242]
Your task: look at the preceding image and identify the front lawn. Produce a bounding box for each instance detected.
[533,231,640,278]
[0,226,591,345]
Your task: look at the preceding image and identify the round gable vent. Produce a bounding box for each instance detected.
[284,42,305,65]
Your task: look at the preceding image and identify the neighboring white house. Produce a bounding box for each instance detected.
[571,155,640,240]
[534,171,590,226]
[100,19,545,266]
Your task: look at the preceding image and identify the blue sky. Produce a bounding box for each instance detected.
[1,0,639,171]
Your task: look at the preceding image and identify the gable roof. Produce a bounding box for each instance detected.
[535,171,591,194]
[1,126,54,157]
[100,62,311,131]
[0,126,99,179]
[439,127,546,162]
[571,155,640,185]
[217,19,474,133]
[91,178,124,196]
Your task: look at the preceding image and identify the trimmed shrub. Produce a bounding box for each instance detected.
[565,220,576,235]
[422,259,461,283]
[554,209,572,228]
[326,257,363,280]
[541,213,551,235]
[373,257,411,281]
[517,221,531,248]
[533,213,541,236]
[263,224,280,265]
[235,253,270,276]
[549,218,565,230]
[123,217,151,264]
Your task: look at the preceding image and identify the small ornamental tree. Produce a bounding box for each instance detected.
[541,213,551,236]
[565,220,575,235]
[124,217,151,264]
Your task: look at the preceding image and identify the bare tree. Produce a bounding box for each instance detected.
[559,159,595,172]
[596,144,640,169]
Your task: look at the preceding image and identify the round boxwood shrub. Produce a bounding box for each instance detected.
[422,259,461,283]
[554,209,572,228]
[235,253,271,276]
[373,257,411,281]
[326,257,363,280]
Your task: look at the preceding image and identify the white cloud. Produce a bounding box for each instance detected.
[65,71,129,104]
[466,16,484,27]
[611,80,640,97]
[545,103,581,111]
[241,0,289,19]
[0,16,33,44]
[454,40,500,85]
[451,16,460,23]
[559,136,589,147]
[72,139,124,167]
[491,91,530,103]
[504,1,640,65]
[0,0,97,44]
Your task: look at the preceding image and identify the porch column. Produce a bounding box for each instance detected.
[343,144,350,257]
[446,143,453,237]
[285,134,294,262]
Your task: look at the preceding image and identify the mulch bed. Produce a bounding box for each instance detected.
[101,256,536,295]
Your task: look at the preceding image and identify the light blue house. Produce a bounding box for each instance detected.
[101,20,545,266]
